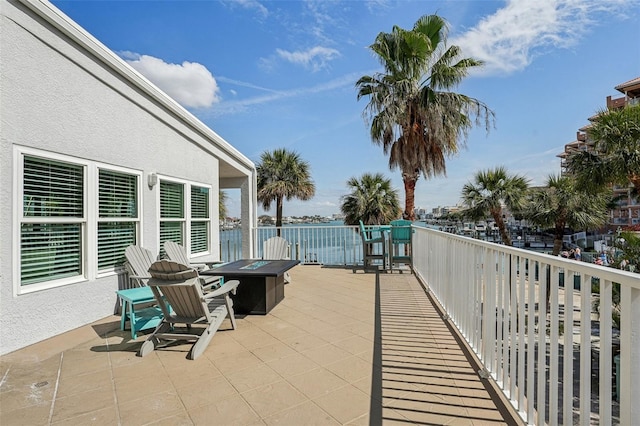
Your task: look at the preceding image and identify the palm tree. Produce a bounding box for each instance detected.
[567,103,640,195]
[526,174,610,309]
[460,167,529,246]
[356,14,494,221]
[256,148,315,233]
[526,174,610,255]
[340,173,401,226]
[219,190,228,222]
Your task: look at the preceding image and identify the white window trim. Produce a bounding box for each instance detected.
[13,146,143,295]
[156,176,213,258]
[94,163,143,278]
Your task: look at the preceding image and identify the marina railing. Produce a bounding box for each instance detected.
[220,224,366,265]
[412,226,640,425]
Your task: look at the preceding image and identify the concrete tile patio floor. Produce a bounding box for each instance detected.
[1,266,520,425]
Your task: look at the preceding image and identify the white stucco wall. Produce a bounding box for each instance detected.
[0,0,255,355]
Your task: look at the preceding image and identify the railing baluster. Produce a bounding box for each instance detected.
[580,272,591,425]
[549,264,560,426]
[563,270,574,424]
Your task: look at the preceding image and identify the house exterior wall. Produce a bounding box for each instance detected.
[0,0,254,354]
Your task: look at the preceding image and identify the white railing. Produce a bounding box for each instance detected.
[412,226,640,425]
[221,223,639,424]
[220,225,368,265]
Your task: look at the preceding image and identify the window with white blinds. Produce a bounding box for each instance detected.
[21,156,85,285]
[191,186,210,254]
[98,169,138,270]
[18,150,143,290]
[160,181,184,247]
[159,180,212,257]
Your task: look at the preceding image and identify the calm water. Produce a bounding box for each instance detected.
[219,220,361,264]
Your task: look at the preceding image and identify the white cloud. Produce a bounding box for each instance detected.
[220,0,268,18]
[453,0,632,75]
[121,52,220,108]
[274,46,341,71]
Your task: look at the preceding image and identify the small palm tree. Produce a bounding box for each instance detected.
[525,174,610,255]
[340,173,401,226]
[256,148,315,233]
[527,174,611,309]
[461,167,530,246]
[568,103,640,195]
[357,14,494,221]
[219,190,228,222]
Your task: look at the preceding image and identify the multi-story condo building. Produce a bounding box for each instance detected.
[558,77,640,230]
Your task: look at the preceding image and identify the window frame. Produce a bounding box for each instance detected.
[14,147,142,295]
[158,177,213,259]
[190,185,211,256]
[95,164,142,276]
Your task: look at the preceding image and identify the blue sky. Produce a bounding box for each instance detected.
[52,0,640,218]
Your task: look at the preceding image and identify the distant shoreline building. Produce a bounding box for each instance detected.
[557,77,640,230]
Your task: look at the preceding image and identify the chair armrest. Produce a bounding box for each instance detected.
[205,261,227,268]
[129,274,151,280]
[128,274,151,287]
[201,275,223,292]
[205,280,240,298]
[189,263,207,271]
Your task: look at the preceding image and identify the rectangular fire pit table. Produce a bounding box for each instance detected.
[201,259,300,315]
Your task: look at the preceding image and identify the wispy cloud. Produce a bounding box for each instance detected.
[303,1,342,46]
[209,71,366,116]
[120,52,220,108]
[453,0,632,75]
[277,46,341,71]
[220,0,268,19]
[364,0,393,14]
[216,76,282,94]
[259,45,341,72]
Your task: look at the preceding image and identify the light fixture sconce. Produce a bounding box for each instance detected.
[148,172,158,188]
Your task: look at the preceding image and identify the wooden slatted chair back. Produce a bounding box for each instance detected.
[124,245,156,287]
[147,259,209,322]
[163,241,191,265]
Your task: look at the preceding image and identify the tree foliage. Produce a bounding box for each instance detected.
[340,173,401,226]
[256,148,315,230]
[525,174,610,255]
[461,166,529,246]
[567,103,640,196]
[357,14,494,220]
[219,190,228,220]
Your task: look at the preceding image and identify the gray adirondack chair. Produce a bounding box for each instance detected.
[263,236,291,283]
[163,241,204,270]
[138,260,239,360]
[124,245,156,288]
[163,241,222,289]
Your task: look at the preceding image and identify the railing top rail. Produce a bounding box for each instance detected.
[415,226,639,289]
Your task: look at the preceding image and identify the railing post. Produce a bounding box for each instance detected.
[620,285,640,425]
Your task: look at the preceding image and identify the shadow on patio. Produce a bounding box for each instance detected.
[0,266,519,425]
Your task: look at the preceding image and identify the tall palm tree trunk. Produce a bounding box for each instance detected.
[491,209,512,246]
[552,222,566,256]
[402,173,417,221]
[276,196,284,236]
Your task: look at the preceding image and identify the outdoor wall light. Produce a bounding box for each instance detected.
[148,172,158,188]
